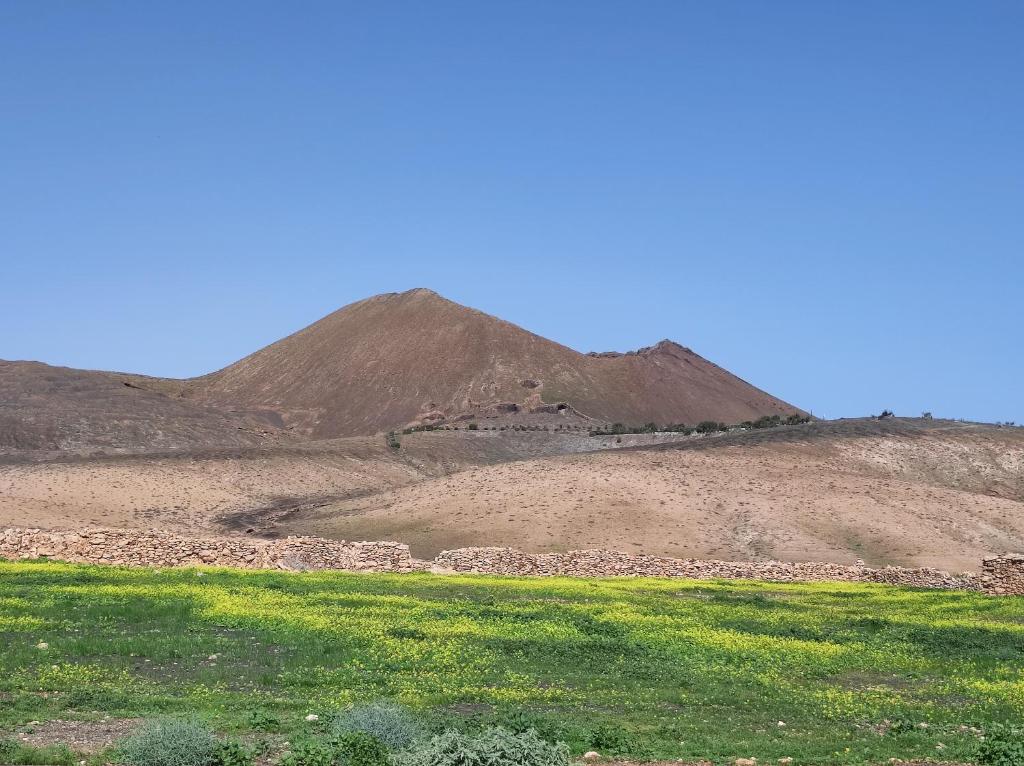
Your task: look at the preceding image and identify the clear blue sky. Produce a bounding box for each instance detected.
[2,2,1021,423]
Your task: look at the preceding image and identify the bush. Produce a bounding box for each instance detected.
[280,739,336,766]
[334,732,390,766]
[397,727,568,766]
[212,741,253,766]
[118,719,218,766]
[0,740,75,766]
[695,420,725,434]
[247,709,280,732]
[588,723,652,758]
[330,701,423,751]
[978,724,1024,766]
[280,733,388,766]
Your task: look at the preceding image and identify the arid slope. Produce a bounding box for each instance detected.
[284,419,1024,572]
[0,430,675,535]
[1,419,1022,571]
[0,361,287,452]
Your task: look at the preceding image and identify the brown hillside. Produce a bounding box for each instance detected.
[2,418,1021,571]
[283,419,1024,572]
[0,361,289,453]
[192,288,803,437]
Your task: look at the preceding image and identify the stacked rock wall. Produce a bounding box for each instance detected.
[981,555,1024,595]
[0,526,1015,593]
[0,527,416,572]
[432,547,981,590]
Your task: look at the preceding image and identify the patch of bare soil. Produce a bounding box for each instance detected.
[6,717,142,753]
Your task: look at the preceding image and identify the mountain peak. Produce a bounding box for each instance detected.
[195,290,803,436]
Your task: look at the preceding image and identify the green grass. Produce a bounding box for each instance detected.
[1,560,1022,764]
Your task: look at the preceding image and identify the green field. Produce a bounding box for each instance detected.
[1,560,1023,764]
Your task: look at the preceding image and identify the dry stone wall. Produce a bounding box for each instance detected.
[432,547,981,590]
[0,528,417,572]
[0,526,1016,593]
[981,554,1024,595]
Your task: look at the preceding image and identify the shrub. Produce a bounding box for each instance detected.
[0,740,76,766]
[330,701,423,751]
[212,741,253,766]
[280,739,336,766]
[280,733,388,766]
[334,732,390,766]
[397,727,568,766]
[695,420,725,434]
[588,723,652,758]
[467,423,479,430]
[978,724,1024,766]
[247,709,280,732]
[497,711,566,743]
[118,719,218,766]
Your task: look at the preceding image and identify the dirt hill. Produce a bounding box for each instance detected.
[280,419,1024,571]
[190,288,804,438]
[3,418,1022,571]
[0,361,289,453]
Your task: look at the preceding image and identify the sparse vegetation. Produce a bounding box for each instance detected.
[589,413,810,437]
[397,728,568,766]
[385,431,401,450]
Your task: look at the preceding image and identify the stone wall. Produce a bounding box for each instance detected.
[0,526,1012,593]
[981,555,1024,595]
[0,528,416,573]
[432,547,981,591]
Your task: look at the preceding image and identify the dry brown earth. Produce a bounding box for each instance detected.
[3,418,1021,572]
[0,430,676,536]
[284,419,1024,571]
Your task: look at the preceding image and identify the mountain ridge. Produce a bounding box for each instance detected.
[1,288,804,450]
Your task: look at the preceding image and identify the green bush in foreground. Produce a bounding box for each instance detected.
[281,739,337,766]
[978,724,1024,766]
[0,739,76,766]
[334,732,391,766]
[397,727,569,766]
[117,719,252,766]
[118,719,218,766]
[282,733,388,766]
[330,701,424,752]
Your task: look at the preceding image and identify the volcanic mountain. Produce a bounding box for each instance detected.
[189,288,804,438]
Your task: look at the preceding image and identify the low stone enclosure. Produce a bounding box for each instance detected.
[1,527,1021,594]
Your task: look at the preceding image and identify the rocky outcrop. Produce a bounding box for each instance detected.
[0,526,1008,593]
[981,554,1024,595]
